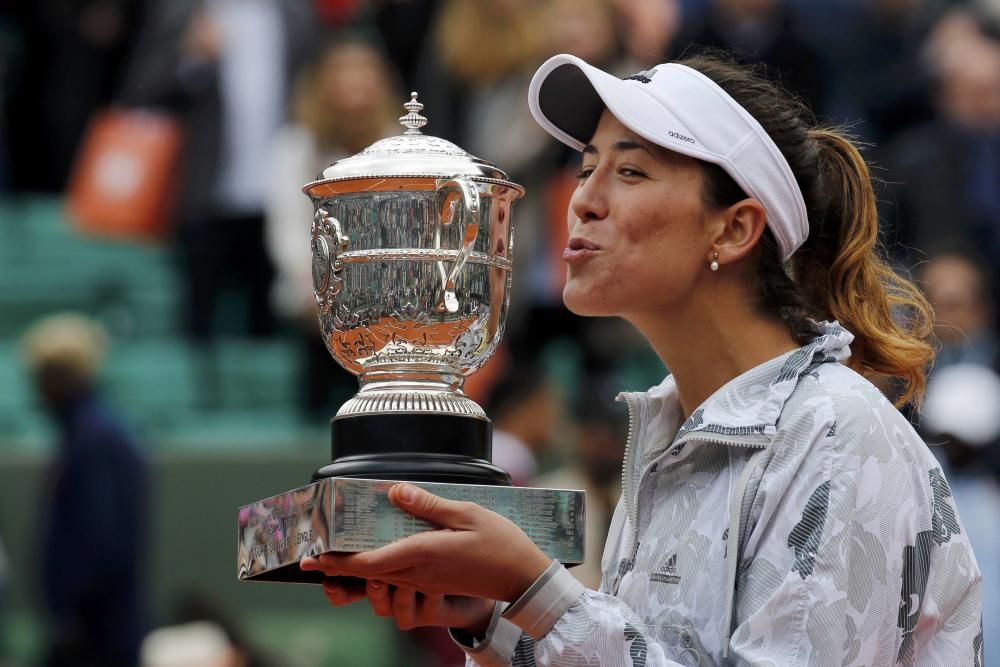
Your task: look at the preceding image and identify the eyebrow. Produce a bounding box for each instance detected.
[582,140,654,157]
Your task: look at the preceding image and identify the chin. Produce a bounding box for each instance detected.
[562,284,615,317]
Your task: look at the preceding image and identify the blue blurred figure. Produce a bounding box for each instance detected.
[920,252,1000,665]
[21,314,148,667]
[921,364,1000,667]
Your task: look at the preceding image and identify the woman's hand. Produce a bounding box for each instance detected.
[322,577,497,635]
[300,483,553,603]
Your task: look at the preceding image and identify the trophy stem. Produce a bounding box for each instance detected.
[358,362,464,395]
[336,361,487,420]
[314,413,510,486]
[313,361,511,486]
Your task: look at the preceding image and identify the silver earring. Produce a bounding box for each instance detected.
[710,252,720,272]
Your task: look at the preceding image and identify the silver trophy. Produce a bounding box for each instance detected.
[237,94,584,583]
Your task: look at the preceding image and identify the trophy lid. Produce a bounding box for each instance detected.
[304,93,521,196]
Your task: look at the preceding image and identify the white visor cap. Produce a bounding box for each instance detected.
[528,54,809,261]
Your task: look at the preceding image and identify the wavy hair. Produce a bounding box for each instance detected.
[683,53,935,408]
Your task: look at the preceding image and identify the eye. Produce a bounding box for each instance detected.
[619,167,646,178]
[575,166,595,180]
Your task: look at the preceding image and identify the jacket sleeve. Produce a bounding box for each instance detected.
[454,562,696,667]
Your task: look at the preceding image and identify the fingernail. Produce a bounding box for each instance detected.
[370,580,383,590]
[396,484,418,504]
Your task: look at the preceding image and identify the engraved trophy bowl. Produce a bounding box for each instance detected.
[303,93,525,485]
[236,94,584,584]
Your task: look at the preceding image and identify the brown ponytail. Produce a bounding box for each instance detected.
[682,53,934,408]
[794,128,934,407]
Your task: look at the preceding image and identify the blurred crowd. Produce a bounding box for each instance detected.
[2,0,1000,665]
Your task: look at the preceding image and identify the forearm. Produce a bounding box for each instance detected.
[455,562,690,667]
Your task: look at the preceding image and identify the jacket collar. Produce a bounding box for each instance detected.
[622,321,854,446]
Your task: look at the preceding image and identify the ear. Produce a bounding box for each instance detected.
[708,198,767,267]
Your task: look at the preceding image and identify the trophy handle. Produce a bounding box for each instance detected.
[312,207,350,312]
[435,177,480,313]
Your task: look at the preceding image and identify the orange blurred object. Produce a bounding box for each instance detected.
[547,169,577,296]
[67,109,182,242]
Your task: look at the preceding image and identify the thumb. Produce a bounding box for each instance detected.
[389,483,477,529]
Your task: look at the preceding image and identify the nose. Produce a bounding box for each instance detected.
[569,170,609,224]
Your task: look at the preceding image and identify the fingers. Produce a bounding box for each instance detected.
[367,583,424,630]
[382,586,450,631]
[389,584,420,630]
[316,550,396,578]
[315,530,446,579]
[354,580,493,633]
[389,484,480,529]
[322,577,366,607]
[366,579,393,617]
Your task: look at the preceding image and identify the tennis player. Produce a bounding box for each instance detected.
[301,53,984,666]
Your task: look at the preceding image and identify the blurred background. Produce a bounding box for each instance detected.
[0,0,999,665]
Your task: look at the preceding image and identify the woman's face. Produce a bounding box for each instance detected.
[562,111,713,319]
[319,44,388,116]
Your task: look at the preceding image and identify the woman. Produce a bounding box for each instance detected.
[301,53,984,666]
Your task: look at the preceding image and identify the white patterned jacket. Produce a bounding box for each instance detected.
[456,323,984,666]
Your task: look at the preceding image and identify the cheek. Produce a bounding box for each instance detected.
[619,197,705,257]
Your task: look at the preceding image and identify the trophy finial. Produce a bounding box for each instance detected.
[399,92,428,135]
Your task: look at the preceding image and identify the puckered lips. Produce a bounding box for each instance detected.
[563,237,601,263]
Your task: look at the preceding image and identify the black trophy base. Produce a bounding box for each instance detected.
[312,412,511,486]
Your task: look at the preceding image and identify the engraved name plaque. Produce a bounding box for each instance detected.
[238,478,585,584]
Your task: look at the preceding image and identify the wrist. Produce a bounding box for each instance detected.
[460,603,497,638]
[507,551,554,603]
[502,562,585,641]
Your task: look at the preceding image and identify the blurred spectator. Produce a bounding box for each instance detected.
[535,381,627,589]
[141,621,245,667]
[821,0,938,142]
[924,363,1000,454]
[2,1,144,193]
[612,0,683,69]
[486,368,563,487]
[266,36,401,420]
[415,0,545,144]
[541,0,619,67]
[920,252,998,369]
[921,363,1000,659]
[122,0,319,405]
[673,0,828,113]
[883,9,1000,277]
[20,313,148,667]
[149,593,275,667]
[371,0,441,86]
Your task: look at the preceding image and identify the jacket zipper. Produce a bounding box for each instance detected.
[617,392,640,594]
[619,394,639,531]
[614,392,769,595]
